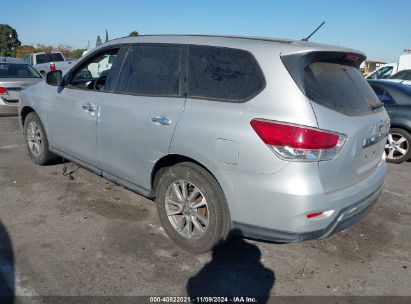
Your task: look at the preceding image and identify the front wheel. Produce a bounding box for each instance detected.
[385,128,411,163]
[24,112,57,165]
[155,162,231,253]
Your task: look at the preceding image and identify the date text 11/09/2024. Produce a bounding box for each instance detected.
[149,296,259,303]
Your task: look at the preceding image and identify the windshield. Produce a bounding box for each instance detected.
[36,53,65,64]
[0,63,42,78]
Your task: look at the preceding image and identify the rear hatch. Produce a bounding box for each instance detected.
[282,48,389,193]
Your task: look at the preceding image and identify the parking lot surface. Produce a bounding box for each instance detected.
[0,116,410,298]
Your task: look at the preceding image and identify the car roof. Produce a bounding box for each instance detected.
[0,57,25,64]
[93,34,364,57]
[111,34,294,44]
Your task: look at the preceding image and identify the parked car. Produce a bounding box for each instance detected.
[366,52,411,80]
[22,51,75,77]
[388,69,411,86]
[368,80,411,163]
[0,57,42,116]
[360,60,386,77]
[19,35,389,253]
[366,63,397,79]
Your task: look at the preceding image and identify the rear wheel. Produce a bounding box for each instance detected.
[24,112,56,165]
[385,128,411,163]
[155,162,231,253]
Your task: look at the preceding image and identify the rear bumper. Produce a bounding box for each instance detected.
[233,183,382,242]
[219,156,386,242]
[0,98,18,116]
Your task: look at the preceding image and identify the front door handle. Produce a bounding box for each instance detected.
[151,115,172,125]
[81,102,97,113]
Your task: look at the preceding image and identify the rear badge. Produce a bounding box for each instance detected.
[363,119,390,148]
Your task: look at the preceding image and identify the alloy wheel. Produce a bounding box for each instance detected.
[385,132,409,160]
[164,180,209,240]
[27,121,43,157]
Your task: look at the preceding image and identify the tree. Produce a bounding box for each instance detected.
[56,44,73,58]
[35,43,53,53]
[129,31,139,37]
[105,29,109,43]
[15,45,36,58]
[71,48,87,59]
[96,35,102,46]
[0,24,21,57]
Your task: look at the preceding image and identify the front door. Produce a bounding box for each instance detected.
[46,46,123,169]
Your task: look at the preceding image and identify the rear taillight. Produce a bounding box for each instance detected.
[0,87,8,95]
[250,119,346,161]
[50,63,56,71]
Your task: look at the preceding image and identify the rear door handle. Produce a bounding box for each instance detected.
[81,102,97,113]
[151,115,172,125]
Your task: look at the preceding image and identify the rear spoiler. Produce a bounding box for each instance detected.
[281,51,366,93]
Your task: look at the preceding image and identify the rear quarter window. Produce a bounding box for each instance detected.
[188,45,265,102]
[303,62,380,116]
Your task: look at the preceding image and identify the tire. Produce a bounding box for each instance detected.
[155,162,231,253]
[24,112,56,165]
[385,128,411,164]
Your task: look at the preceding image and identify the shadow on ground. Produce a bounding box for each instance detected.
[0,220,14,304]
[187,232,275,302]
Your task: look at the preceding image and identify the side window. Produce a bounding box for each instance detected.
[371,86,396,104]
[116,45,182,96]
[69,48,119,91]
[188,45,265,102]
[23,55,31,64]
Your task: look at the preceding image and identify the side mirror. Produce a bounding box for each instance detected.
[46,70,63,86]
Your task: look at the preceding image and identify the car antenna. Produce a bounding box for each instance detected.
[302,21,326,42]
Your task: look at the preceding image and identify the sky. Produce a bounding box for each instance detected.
[3,0,411,62]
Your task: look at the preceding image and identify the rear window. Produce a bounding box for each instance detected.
[0,63,41,78]
[303,62,380,116]
[36,53,65,64]
[188,45,265,102]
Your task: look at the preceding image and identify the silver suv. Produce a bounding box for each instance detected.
[19,35,389,253]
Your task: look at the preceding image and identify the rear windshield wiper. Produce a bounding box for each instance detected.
[370,102,384,110]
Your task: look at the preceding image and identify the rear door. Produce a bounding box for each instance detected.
[97,44,187,191]
[282,52,389,192]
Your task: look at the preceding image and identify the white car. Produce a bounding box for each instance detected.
[366,53,411,80]
[23,52,75,77]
